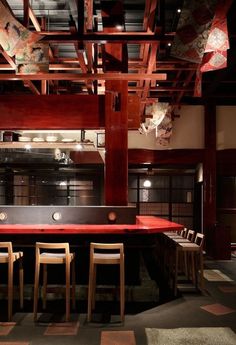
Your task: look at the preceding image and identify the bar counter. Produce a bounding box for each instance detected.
[0,216,183,234]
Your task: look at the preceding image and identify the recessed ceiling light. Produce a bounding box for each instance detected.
[167,42,172,47]
[177,8,181,13]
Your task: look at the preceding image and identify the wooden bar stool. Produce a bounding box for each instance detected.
[174,233,205,296]
[0,242,24,321]
[87,242,125,323]
[33,242,76,322]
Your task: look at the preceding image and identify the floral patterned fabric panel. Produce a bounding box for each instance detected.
[170,0,217,63]
[16,42,49,74]
[200,0,232,72]
[139,102,173,147]
[194,0,232,96]
[0,1,41,57]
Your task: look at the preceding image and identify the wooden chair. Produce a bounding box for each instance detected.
[87,242,125,323]
[0,242,24,321]
[33,242,76,322]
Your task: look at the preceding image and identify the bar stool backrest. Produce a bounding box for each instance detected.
[194,233,205,249]
[35,242,71,264]
[0,242,13,262]
[187,230,195,242]
[90,242,124,263]
[181,228,188,238]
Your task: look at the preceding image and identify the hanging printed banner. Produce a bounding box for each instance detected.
[156,112,173,147]
[0,1,41,57]
[16,42,49,74]
[200,0,232,73]
[205,0,232,52]
[170,0,217,63]
[194,0,232,95]
[139,102,173,147]
[200,50,227,72]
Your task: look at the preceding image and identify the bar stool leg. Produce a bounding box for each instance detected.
[199,251,204,291]
[65,261,70,322]
[92,264,96,310]
[19,257,24,309]
[120,260,125,322]
[87,260,94,322]
[33,259,40,322]
[42,264,47,310]
[71,258,76,310]
[191,252,196,286]
[174,248,179,296]
[8,260,13,321]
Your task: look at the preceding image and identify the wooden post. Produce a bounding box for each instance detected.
[101,0,129,205]
[105,80,128,205]
[203,103,217,255]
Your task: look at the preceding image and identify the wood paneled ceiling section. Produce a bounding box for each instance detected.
[0,0,236,116]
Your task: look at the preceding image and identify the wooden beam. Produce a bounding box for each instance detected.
[0,95,105,129]
[41,80,47,95]
[128,149,204,165]
[0,94,139,129]
[40,32,174,43]
[23,80,41,95]
[0,73,167,81]
[0,48,16,69]
[29,5,41,31]
[23,0,29,27]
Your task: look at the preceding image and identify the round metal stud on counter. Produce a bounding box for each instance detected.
[52,212,62,221]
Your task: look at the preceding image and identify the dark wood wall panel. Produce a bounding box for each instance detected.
[70,151,104,164]
[128,149,204,165]
[217,149,236,175]
[0,95,105,129]
[0,94,139,130]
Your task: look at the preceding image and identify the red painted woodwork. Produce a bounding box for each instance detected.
[101,1,129,206]
[127,95,140,128]
[0,216,183,234]
[0,95,105,130]
[128,149,204,165]
[0,94,139,130]
[105,80,128,206]
[70,151,104,164]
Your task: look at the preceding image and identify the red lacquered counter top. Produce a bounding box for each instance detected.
[0,216,183,235]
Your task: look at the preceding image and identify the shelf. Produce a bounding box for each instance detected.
[0,141,95,150]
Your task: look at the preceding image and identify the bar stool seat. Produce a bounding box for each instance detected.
[87,242,125,323]
[0,242,24,321]
[33,242,76,322]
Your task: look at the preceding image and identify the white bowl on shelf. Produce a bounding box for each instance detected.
[61,138,75,142]
[33,137,44,142]
[19,136,31,142]
[46,135,58,142]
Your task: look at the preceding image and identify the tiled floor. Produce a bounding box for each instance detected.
[0,258,236,345]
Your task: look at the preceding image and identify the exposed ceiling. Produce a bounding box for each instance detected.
[0,0,236,123]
